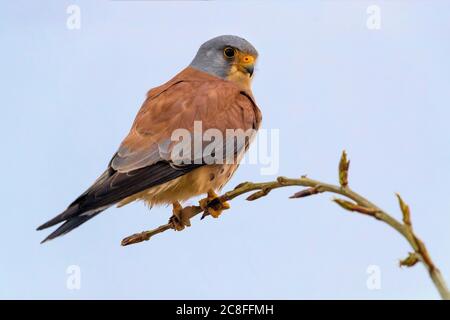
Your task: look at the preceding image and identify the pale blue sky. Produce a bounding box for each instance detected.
[1,0,450,299]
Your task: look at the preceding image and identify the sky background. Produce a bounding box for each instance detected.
[1,0,450,299]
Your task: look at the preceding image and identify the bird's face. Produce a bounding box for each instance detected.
[223,46,257,89]
[189,35,258,90]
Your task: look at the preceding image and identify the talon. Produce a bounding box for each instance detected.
[169,201,191,231]
[199,189,230,219]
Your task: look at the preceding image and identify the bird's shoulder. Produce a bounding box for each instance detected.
[134,67,260,132]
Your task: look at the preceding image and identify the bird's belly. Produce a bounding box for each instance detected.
[117,164,238,208]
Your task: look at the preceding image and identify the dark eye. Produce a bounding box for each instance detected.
[223,47,235,58]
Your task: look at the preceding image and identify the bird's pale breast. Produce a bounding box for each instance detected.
[117,164,238,208]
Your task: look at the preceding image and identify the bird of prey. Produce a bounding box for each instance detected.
[37,35,262,243]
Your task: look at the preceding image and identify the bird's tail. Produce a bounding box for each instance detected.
[37,207,108,244]
[37,169,114,243]
[39,214,100,244]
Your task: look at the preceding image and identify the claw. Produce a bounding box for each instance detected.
[169,201,191,231]
[199,190,230,219]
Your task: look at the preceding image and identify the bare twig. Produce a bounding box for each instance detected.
[121,151,450,300]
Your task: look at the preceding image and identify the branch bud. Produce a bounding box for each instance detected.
[246,188,271,201]
[396,193,411,226]
[333,198,379,216]
[399,252,420,267]
[338,150,350,187]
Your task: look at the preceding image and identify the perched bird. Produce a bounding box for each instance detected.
[37,35,262,243]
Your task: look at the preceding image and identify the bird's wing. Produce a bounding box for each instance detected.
[112,68,261,172]
[37,67,261,240]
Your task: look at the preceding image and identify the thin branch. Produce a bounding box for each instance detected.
[121,151,450,300]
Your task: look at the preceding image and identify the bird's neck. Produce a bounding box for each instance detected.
[226,67,253,92]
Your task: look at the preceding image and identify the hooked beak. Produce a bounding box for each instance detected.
[244,64,254,77]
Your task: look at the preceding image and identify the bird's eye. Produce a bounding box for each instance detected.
[223,47,235,58]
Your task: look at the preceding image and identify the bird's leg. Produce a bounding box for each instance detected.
[199,189,230,218]
[169,201,191,231]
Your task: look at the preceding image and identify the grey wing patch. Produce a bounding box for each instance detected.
[111,139,173,173]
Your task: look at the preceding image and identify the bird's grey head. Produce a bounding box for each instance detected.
[189,35,258,81]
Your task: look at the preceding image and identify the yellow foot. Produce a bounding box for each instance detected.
[199,190,230,219]
[169,201,191,231]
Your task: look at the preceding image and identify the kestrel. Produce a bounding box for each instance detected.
[37,35,262,243]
